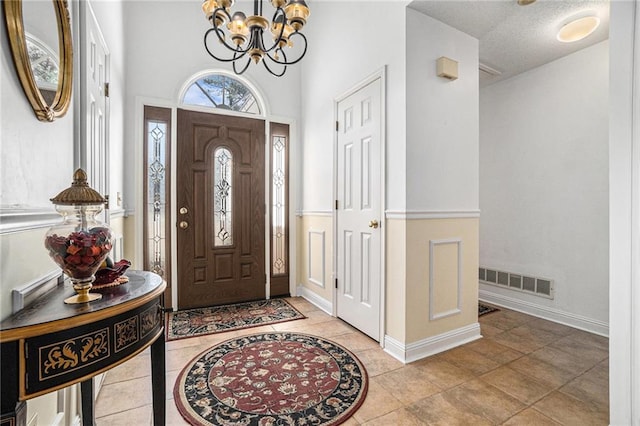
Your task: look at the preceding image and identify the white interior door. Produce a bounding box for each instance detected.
[336,78,382,341]
[81,1,109,202]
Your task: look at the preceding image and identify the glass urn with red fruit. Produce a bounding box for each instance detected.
[44,169,112,304]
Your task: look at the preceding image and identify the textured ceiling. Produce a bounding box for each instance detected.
[408,0,610,86]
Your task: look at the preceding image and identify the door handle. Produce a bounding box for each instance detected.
[368,220,379,229]
[179,221,189,229]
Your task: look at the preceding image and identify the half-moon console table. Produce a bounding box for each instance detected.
[0,270,166,426]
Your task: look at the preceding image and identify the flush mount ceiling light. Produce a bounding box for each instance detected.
[517,0,537,6]
[557,15,600,43]
[202,0,310,77]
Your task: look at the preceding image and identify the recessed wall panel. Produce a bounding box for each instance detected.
[308,229,325,287]
[429,239,462,321]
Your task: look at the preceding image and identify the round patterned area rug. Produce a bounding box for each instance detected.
[174,332,368,426]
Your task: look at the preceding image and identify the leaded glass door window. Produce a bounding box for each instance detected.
[214,147,233,246]
[269,123,290,297]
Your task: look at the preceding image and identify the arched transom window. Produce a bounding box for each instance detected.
[182,74,261,115]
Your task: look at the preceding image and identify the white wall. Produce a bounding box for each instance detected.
[406,8,479,212]
[1,1,127,424]
[479,41,610,331]
[0,0,75,320]
[0,13,74,208]
[299,1,408,212]
[122,0,302,213]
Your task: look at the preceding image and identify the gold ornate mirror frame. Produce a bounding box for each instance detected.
[3,0,73,122]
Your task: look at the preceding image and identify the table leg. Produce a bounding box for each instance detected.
[1,340,27,426]
[81,378,94,426]
[151,331,166,425]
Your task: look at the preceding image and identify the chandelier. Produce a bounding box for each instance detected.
[202,0,310,77]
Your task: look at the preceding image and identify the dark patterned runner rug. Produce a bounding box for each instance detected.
[166,299,306,341]
[479,303,499,317]
[174,332,368,425]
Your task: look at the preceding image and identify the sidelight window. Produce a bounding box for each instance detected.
[271,136,287,275]
[143,107,172,298]
[269,123,290,295]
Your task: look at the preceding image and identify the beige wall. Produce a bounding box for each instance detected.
[405,218,479,343]
[0,227,57,319]
[385,219,407,342]
[385,218,479,345]
[296,214,333,303]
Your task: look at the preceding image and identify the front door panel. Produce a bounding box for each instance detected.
[177,109,265,309]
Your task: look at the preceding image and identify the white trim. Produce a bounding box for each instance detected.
[12,270,63,313]
[385,210,481,220]
[630,3,640,419]
[0,208,58,235]
[296,284,332,315]
[608,3,638,420]
[384,323,481,364]
[108,208,126,220]
[429,238,463,321]
[479,288,609,337]
[298,210,333,217]
[307,229,325,288]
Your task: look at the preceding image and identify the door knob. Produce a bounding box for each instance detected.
[179,221,189,229]
[368,220,379,229]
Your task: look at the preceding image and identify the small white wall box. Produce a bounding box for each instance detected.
[436,56,458,80]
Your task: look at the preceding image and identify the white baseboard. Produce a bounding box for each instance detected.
[479,288,609,337]
[384,322,482,364]
[296,284,333,315]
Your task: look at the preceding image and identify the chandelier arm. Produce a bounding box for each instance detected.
[232,54,253,75]
[266,31,308,65]
[258,7,288,55]
[263,45,286,65]
[204,27,252,61]
[262,55,287,77]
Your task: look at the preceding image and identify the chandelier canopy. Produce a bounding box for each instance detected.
[202,0,310,77]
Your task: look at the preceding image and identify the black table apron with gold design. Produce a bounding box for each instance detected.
[0,270,166,426]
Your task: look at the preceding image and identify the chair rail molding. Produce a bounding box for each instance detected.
[0,207,59,235]
[385,209,480,220]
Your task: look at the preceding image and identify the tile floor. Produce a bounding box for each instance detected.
[95,298,609,425]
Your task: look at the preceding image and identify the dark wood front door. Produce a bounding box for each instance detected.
[177,109,265,309]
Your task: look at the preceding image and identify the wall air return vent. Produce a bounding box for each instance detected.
[479,267,553,299]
